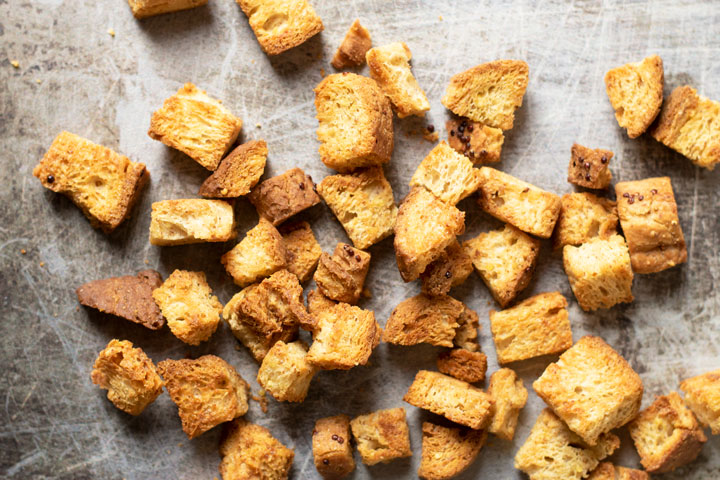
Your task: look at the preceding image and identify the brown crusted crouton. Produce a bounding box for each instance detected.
[615,177,686,274]
[33,131,148,233]
[568,143,613,189]
[394,187,465,281]
[314,73,394,172]
[418,422,486,480]
[331,19,372,70]
[453,306,480,352]
[404,370,494,429]
[148,83,242,170]
[680,369,720,434]
[366,42,430,118]
[257,341,316,403]
[437,349,487,384]
[587,462,650,480]
[158,355,249,439]
[91,339,163,415]
[420,239,473,296]
[313,415,355,479]
[464,224,540,307]
[248,168,321,226]
[317,167,398,250]
[514,409,620,480]
[533,336,644,446]
[76,269,164,330]
[198,140,267,198]
[442,60,529,130]
[383,294,464,348]
[410,141,482,205]
[222,218,286,287]
[307,289,337,317]
[487,368,528,441]
[563,235,634,311]
[629,392,707,473]
[127,0,207,18]
[476,167,561,238]
[554,193,618,250]
[446,117,504,164]
[350,408,412,465]
[149,199,236,246]
[279,221,322,283]
[314,243,371,304]
[220,418,294,479]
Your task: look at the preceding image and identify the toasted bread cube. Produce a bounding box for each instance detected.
[563,235,634,311]
[453,305,480,352]
[248,168,321,226]
[314,243,371,304]
[127,0,207,18]
[418,422,486,480]
[487,368,528,441]
[680,369,720,434]
[394,187,465,281]
[587,462,650,480]
[350,408,412,465]
[158,355,249,439]
[442,60,529,130]
[315,73,394,172]
[629,392,707,473]
[383,294,464,348]
[222,218,286,287]
[91,339,163,415]
[148,83,242,170]
[568,143,613,189]
[404,370,494,429]
[533,336,644,446]
[198,140,267,198]
[279,221,322,283]
[149,199,235,246]
[446,118,504,164]
[313,415,355,479]
[410,141,482,205]
[33,131,148,233]
[257,341,316,403]
[437,349,487,384]
[615,177,687,274]
[331,19,371,69]
[366,42,430,118]
[420,239,473,296]
[476,167,561,238]
[515,409,620,480]
[220,418,294,479]
[554,193,618,250]
[464,224,540,307]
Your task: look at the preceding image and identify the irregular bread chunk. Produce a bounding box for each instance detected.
[446,117,504,164]
[198,140,267,198]
[313,243,371,304]
[149,199,235,246]
[437,349,488,384]
[279,221,322,283]
[247,167,321,226]
[127,0,207,18]
[568,143,613,189]
[487,368,528,441]
[220,418,294,479]
[418,422,486,480]
[680,368,720,435]
[257,340,316,402]
[222,218,286,287]
[350,408,412,465]
[331,19,372,69]
[410,141,482,205]
[383,293,464,348]
[420,239,473,296]
[553,193,618,250]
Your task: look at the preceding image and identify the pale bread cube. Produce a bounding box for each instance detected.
[257,340,316,403]
[222,218,286,287]
[418,422,486,480]
[149,199,235,246]
[409,141,482,205]
[350,408,412,465]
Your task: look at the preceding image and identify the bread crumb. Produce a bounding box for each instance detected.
[423,129,439,142]
[320,68,326,77]
[39,262,45,267]
[108,28,115,37]
[144,259,149,265]
[11,60,19,68]
[439,15,444,21]
[251,389,269,413]
[20,249,26,255]
[255,123,262,128]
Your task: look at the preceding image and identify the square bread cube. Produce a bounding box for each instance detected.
[568,143,613,189]
[198,140,267,198]
[257,340,316,403]
[158,355,249,439]
[350,408,412,465]
[127,0,207,18]
[149,199,235,246]
[222,218,287,287]
[33,131,148,233]
[404,370,494,429]
[680,369,720,434]
[90,339,164,416]
[152,270,222,345]
[533,336,644,446]
[248,167,321,226]
[279,221,322,283]
[383,293,464,348]
[312,415,355,479]
[553,193,618,250]
[331,19,372,69]
[446,117,504,164]
[420,239,473,296]
[476,167,561,238]
[409,141,482,205]
[629,391,707,473]
[418,422,486,480]
[148,83,242,170]
[615,176,687,274]
[220,418,294,480]
[453,306,480,352]
[314,243,371,304]
[587,462,650,480]
[487,368,528,441]
[317,167,398,250]
[436,349,487,384]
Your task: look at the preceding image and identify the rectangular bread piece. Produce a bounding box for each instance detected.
[149,199,235,246]
[350,408,412,465]
[127,0,207,19]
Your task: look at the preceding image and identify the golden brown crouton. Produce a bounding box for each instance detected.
[248,168,321,226]
[222,218,287,287]
[587,462,650,480]
[446,117,504,164]
[90,339,163,415]
[158,355,249,439]
[198,140,267,198]
[220,418,294,479]
[553,193,618,250]
[279,221,322,283]
[453,306,480,352]
[127,0,207,18]
[533,336,644,446]
[33,131,148,233]
[383,293,464,348]
[410,141,482,205]
[615,176,687,274]
[487,368,527,441]
[418,422,486,480]
[331,19,372,69]
[568,143,613,189]
[315,73,394,172]
[420,239,473,296]
[148,83,242,170]
[257,341,316,403]
[314,243,371,304]
[437,349,487,384]
[404,370,494,429]
[680,369,720,434]
[442,60,529,130]
[350,408,412,465]
[313,415,355,479]
[629,391,707,473]
[149,199,236,246]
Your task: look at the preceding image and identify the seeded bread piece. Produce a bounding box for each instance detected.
[198,140,267,198]
[680,369,720,434]
[279,221,322,283]
[257,340,316,403]
[127,0,207,18]
[313,415,355,479]
[383,293,464,348]
[350,408,412,465]
[446,118,504,164]
[220,418,294,480]
[248,167,321,226]
[437,349,488,384]
[453,306,480,352]
[420,239,473,296]
[314,243,371,304]
[331,19,372,69]
[149,199,236,246]
[487,368,528,441]
[553,193,618,250]
[587,462,650,480]
[410,141,482,205]
[418,422,486,480]
[568,143,613,189]
[222,217,287,287]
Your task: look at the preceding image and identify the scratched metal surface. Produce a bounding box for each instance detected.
[1,0,719,478]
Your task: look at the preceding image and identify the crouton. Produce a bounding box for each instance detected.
[587,462,650,480]
[629,391,707,473]
[446,118,504,164]
[553,193,618,250]
[307,289,337,318]
[418,422,486,480]
[314,243,371,304]
[331,19,372,69]
[222,218,287,287]
[149,199,235,246]
[90,339,163,415]
[148,83,242,170]
[350,408,412,465]
[394,187,465,281]
[410,141,482,205]
[568,143,613,189]
[314,73,393,172]
[403,370,494,429]
[198,140,267,198]
[464,224,540,307]
[680,369,720,434]
[383,293,464,348]
[76,269,165,330]
[604,55,664,139]
[487,368,527,441]
[615,176,687,274]
[127,0,207,18]
[533,336,644,446]
[317,167,398,250]
[33,131,148,233]
[453,306,480,352]
[563,235,634,311]
[441,60,529,130]
[279,221,322,283]
[257,341,316,403]
[514,409,620,480]
[420,239,473,296]
[158,355,249,439]
[650,85,720,170]
[437,349,487,384]
[313,415,355,479]
[248,168,321,226]
[476,167,561,238]
[220,418,294,479]
[366,42,430,118]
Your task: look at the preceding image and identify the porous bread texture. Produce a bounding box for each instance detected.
[409,141,482,205]
[680,368,720,434]
[198,140,267,198]
[553,192,618,250]
[222,217,287,287]
[331,19,372,69]
[313,243,371,304]
[418,422,486,480]
[436,348,488,384]
[446,117,504,164]
[453,306,480,352]
[220,418,294,480]
[149,199,235,246]
[350,408,412,465]
[568,143,613,189]
[279,221,322,283]
[382,293,464,348]
[247,167,321,226]
[312,415,355,479]
[127,0,207,18]
[257,340,316,403]
[487,368,528,441]
[587,462,650,480]
[420,239,474,296]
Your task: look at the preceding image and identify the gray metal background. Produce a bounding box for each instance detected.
[1,0,719,478]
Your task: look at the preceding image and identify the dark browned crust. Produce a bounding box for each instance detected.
[331,19,372,69]
[568,143,613,189]
[248,167,321,225]
[437,349,488,384]
[314,243,371,304]
[198,140,267,198]
[420,241,473,296]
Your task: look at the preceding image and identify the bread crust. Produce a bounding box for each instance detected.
[680,368,720,435]
[331,19,371,69]
[220,418,294,479]
[198,140,267,198]
[418,422,486,480]
[383,293,464,348]
[437,349,488,384]
[222,218,287,287]
[248,167,321,226]
[149,199,236,246]
[409,141,482,205]
[420,239,473,296]
[279,221,322,283]
[446,118,504,164]
[257,340,316,403]
[127,0,207,18]
[350,408,412,465]
[312,415,355,479]
[453,306,480,352]
[568,143,613,189]
[313,243,371,304]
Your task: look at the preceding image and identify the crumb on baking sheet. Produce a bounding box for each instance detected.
[36,79,41,84]
[423,125,439,142]
[320,68,326,77]
[20,249,26,255]
[144,259,149,265]
[439,15,444,21]
[108,28,115,37]
[11,60,19,68]
[256,123,262,129]
[39,262,45,267]
[251,389,269,413]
